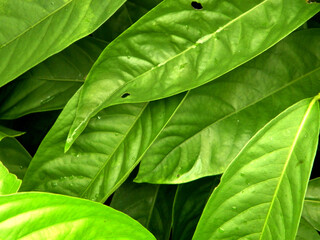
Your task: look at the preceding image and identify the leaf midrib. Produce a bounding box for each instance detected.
[0,0,73,49]
[259,97,318,239]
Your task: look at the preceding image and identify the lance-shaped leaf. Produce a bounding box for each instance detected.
[135,29,320,184]
[0,161,21,195]
[172,176,219,240]
[0,192,155,239]
[21,29,320,202]
[65,0,320,150]
[20,88,184,201]
[296,217,320,240]
[302,177,320,231]
[0,138,31,180]
[0,0,125,88]
[192,96,320,240]
[0,37,106,119]
[111,177,176,240]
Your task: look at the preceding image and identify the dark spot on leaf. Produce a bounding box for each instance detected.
[191,1,203,9]
[121,93,130,98]
[176,174,180,177]
[306,0,320,3]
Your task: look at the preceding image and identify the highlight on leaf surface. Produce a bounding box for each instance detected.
[65,0,320,151]
[0,161,21,195]
[193,95,320,240]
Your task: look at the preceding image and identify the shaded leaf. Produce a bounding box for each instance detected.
[135,29,320,184]
[66,0,320,150]
[303,177,320,231]
[193,96,320,240]
[0,0,125,87]
[0,37,106,119]
[172,176,219,240]
[111,177,176,240]
[0,138,31,180]
[296,217,320,240]
[0,192,155,239]
[0,125,23,141]
[0,160,21,195]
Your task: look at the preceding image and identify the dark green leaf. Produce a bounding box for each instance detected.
[303,177,320,231]
[0,125,23,141]
[135,29,320,184]
[0,37,106,119]
[0,0,125,87]
[65,0,320,150]
[0,138,31,179]
[193,96,320,240]
[111,178,176,240]
[0,192,155,239]
[296,217,320,240]
[172,176,219,240]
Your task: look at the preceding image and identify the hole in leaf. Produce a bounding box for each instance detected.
[191,1,203,9]
[121,93,130,98]
[306,0,320,3]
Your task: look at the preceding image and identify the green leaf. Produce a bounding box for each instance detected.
[192,96,320,240]
[0,138,31,180]
[0,192,156,239]
[0,37,106,119]
[172,176,219,240]
[0,160,21,195]
[135,29,320,184]
[296,217,320,240]
[93,0,162,42]
[0,0,125,88]
[21,88,184,202]
[302,177,320,231]
[65,0,320,150]
[111,177,176,240]
[0,125,24,141]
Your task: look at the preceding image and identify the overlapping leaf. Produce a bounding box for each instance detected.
[172,176,219,240]
[0,0,125,87]
[66,0,320,150]
[111,177,176,240]
[296,217,320,240]
[0,161,21,195]
[0,125,23,141]
[0,192,155,239]
[135,29,320,183]
[302,177,320,231]
[0,37,106,119]
[21,29,320,202]
[192,96,320,240]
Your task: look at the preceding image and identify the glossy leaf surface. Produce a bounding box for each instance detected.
[296,217,320,240]
[193,97,320,240]
[303,177,320,231]
[66,0,320,150]
[0,0,125,88]
[0,38,106,119]
[136,29,320,183]
[0,138,31,179]
[21,84,185,201]
[172,176,219,240]
[111,178,176,240]
[0,192,155,240]
[0,161,21,195]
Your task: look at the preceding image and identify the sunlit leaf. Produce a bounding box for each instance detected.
[193,96,320,240]
[66,0,320,150]
[135,29,320,184]
[0,192,155,239]
[0,160,21,195]
[0,0,125,87]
